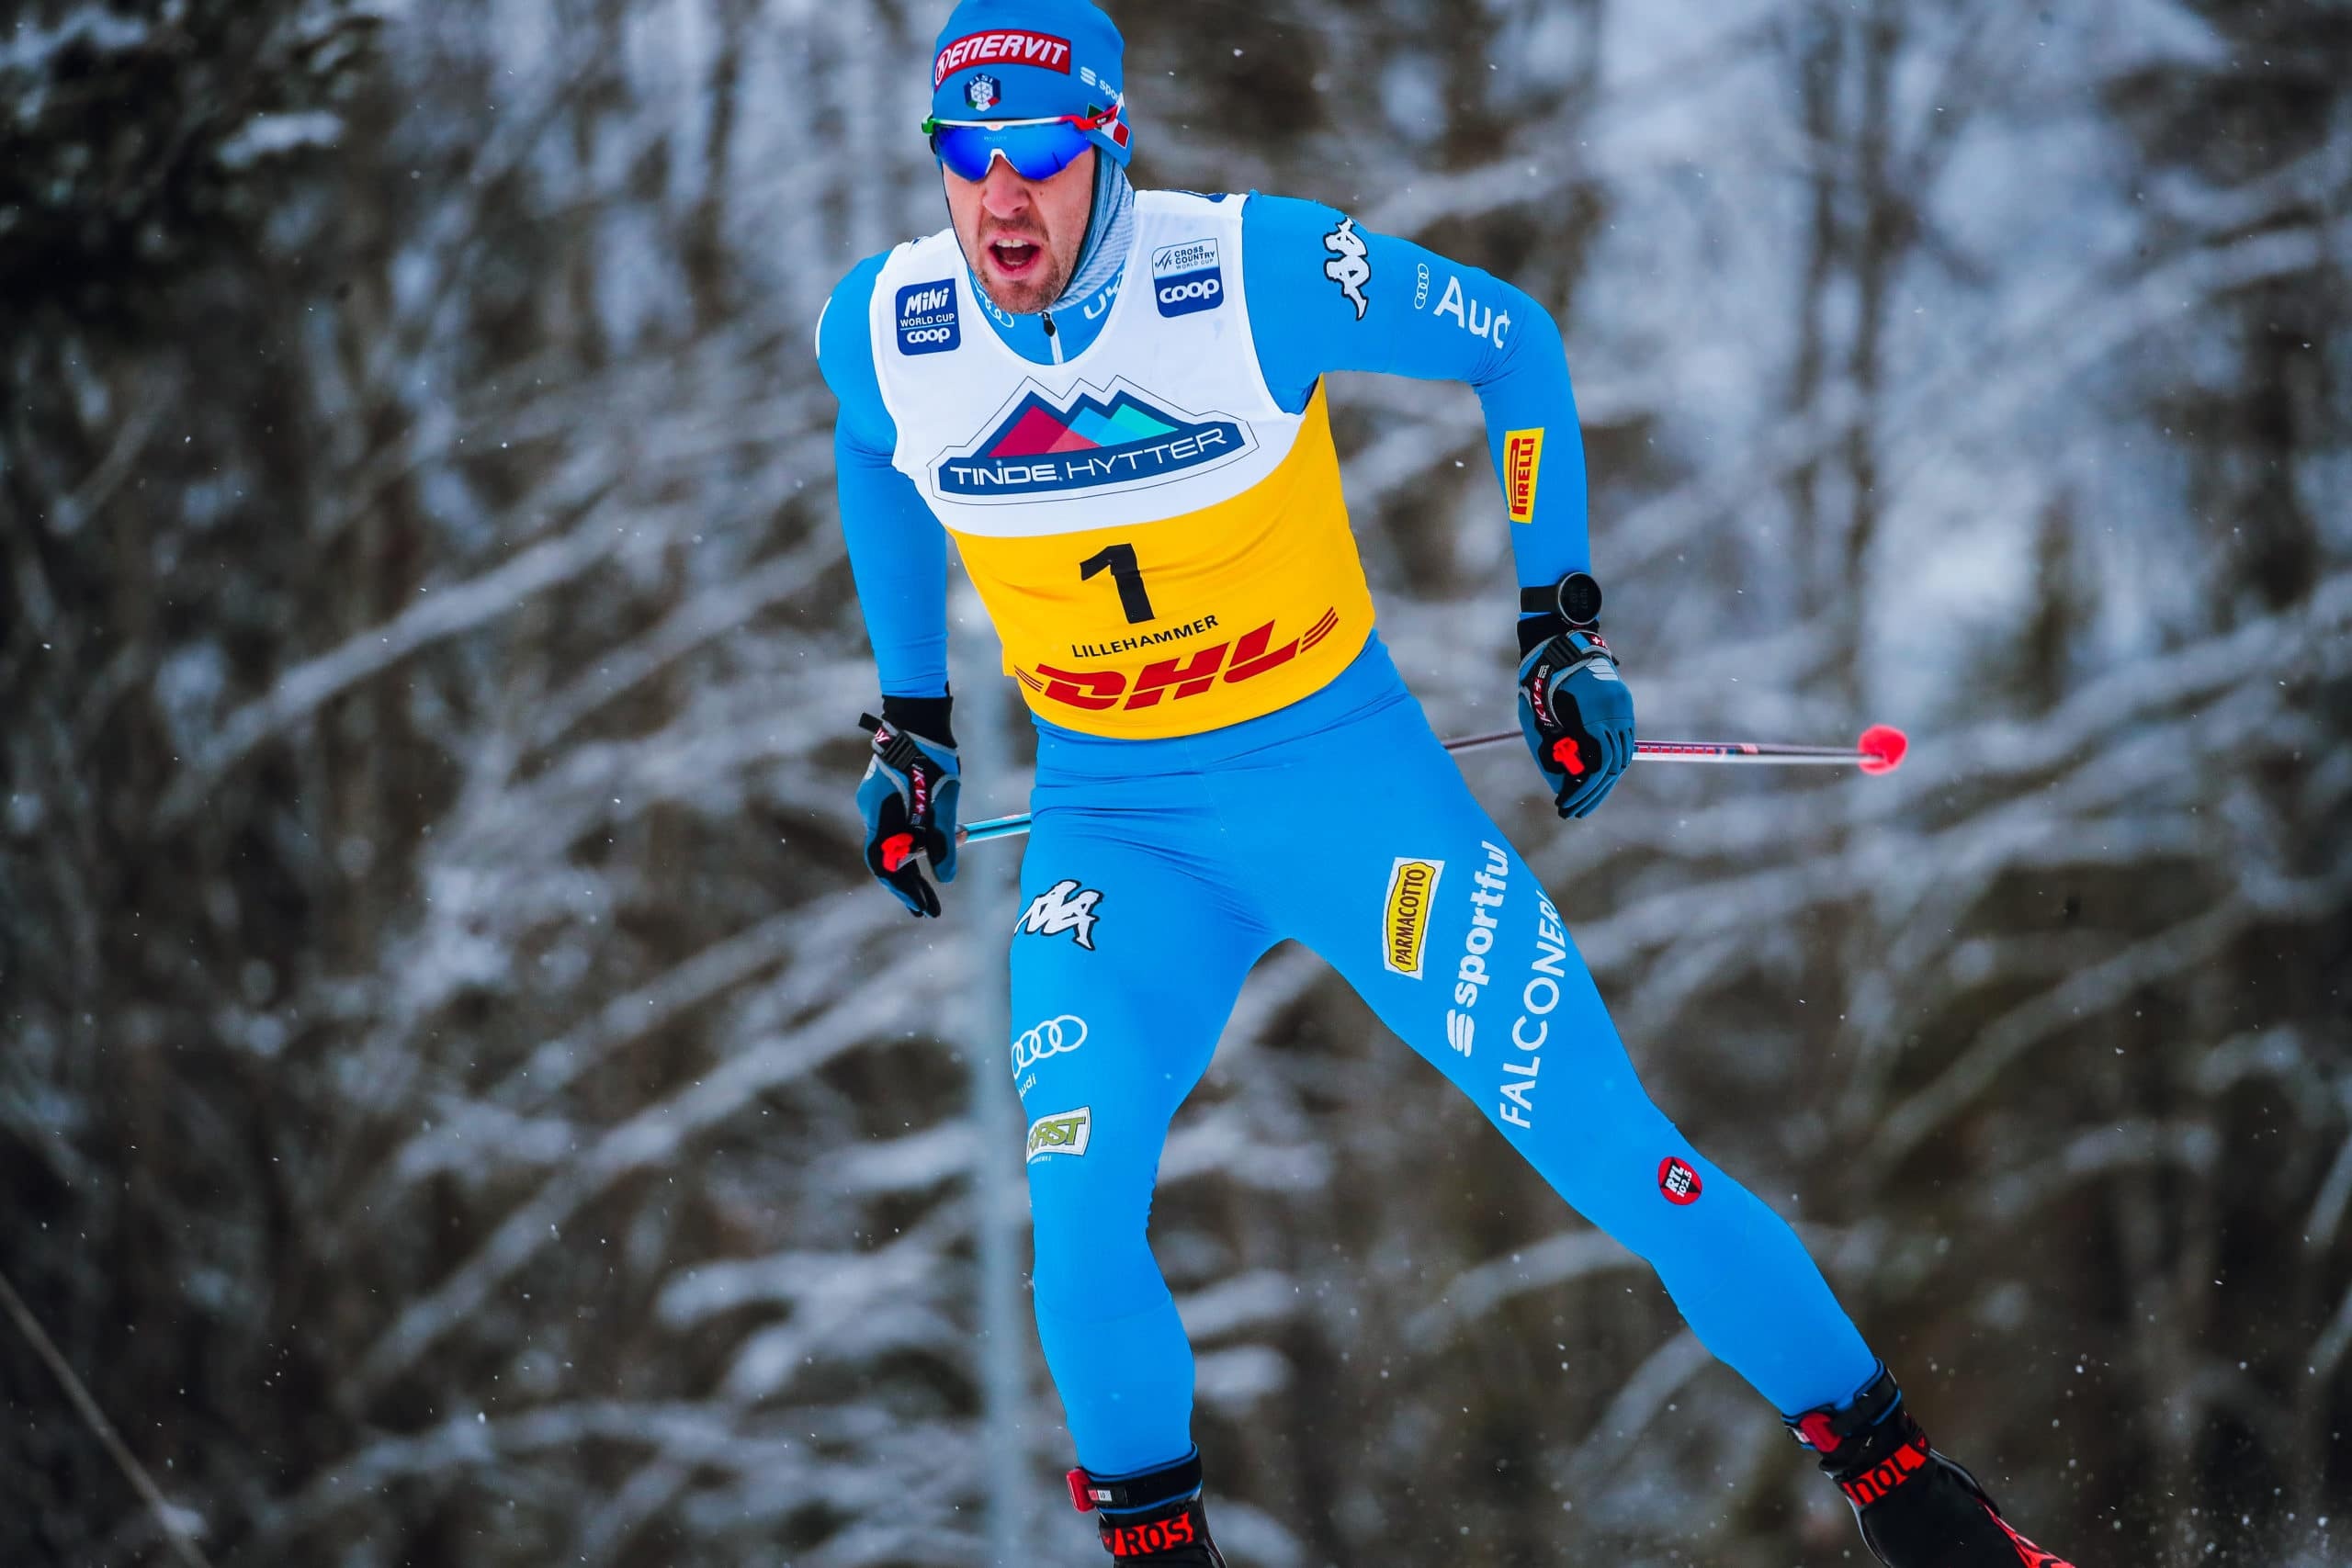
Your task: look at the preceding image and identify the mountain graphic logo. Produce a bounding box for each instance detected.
[934,382,1253,501]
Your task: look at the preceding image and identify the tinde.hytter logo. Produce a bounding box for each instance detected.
[933,382,1252,501]
[896,279,960,355]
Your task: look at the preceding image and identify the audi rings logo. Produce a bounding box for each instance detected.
[1011,1014,1089,1080]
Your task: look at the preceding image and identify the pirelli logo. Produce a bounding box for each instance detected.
[1504,428,1544,523]
[1383,858,1444,977]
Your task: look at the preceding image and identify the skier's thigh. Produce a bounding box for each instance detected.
[1011,816,1269,1253]
[1270,737,1680,1222]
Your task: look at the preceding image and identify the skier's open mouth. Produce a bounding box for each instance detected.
[989,239,1042,276]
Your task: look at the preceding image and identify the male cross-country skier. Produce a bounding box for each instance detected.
[816,4,2077,1565]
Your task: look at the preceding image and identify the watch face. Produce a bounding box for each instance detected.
[1559,572,1603,626]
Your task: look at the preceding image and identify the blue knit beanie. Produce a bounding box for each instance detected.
[929,0,1132,166]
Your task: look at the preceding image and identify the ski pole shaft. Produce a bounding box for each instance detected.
[956,724,1906,846]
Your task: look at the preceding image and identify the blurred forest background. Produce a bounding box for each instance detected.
[3,0,2347,1564]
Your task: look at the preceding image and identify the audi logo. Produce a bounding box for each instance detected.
[1010,1014,1089,1077]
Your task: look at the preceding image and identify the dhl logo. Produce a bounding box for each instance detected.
[1017,607,1338,713]
[1504,427,1544,523]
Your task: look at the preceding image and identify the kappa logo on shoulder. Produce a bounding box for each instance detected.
[896,279,961,355]
[933,379,1254,502]
[1322,216,1371,320]
[1017,879,1103,949]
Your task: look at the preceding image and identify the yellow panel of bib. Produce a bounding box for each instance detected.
[947,383,1376,739]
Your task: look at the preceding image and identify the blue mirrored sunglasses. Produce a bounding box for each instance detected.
[923,108,1114,182]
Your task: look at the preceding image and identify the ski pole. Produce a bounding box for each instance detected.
[956,724,1907,846]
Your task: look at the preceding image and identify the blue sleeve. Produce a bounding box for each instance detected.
[1240,194,1590,605]
[817,254,951,698]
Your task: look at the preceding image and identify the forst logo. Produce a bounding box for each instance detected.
[1151,237,1224,318]
[1383,857,1444,977]
[1025,1106,1092,1163]
[896,279,960,355]
[1017,606,1340,713]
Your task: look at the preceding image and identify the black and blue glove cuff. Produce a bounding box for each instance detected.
[1517,570,1604,654]
[878,690,956,749]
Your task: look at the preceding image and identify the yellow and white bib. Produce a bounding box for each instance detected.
[865,191,1376,739]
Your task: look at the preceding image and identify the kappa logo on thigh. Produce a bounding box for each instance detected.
[1016,879,1102,949]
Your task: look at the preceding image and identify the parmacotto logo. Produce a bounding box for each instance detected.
[1025,1106,1092,1163]
[933,29,1071,87]
[1382,858,1444,977]
[1504,428,1544,523]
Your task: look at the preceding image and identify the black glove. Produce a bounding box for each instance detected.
[855,696,960,917]
[1516,573,1635,819]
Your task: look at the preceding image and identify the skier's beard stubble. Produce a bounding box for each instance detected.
[944,148,1096,317]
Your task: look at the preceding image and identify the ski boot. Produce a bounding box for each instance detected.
[1067,1450,1229,1566]
[1789,1366,2075,1568]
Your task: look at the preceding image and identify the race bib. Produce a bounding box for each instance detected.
[948,385,1375,738]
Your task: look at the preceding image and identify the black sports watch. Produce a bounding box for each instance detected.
[1517,570,1604,654]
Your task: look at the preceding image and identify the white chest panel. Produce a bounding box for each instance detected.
[866,191,1296,539]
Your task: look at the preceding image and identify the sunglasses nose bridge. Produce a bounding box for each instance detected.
[977,152,1035,207]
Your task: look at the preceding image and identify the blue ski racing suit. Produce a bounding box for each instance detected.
[818,186,1881,1480]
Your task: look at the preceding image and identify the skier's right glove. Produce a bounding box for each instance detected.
[855,697,960,918]
[1516,571,1634,819]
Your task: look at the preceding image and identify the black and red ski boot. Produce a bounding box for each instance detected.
[1790,1366,2075,1568]
[1067,1450,1229,1566]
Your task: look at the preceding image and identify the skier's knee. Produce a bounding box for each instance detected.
[1032,1220,1164,1319]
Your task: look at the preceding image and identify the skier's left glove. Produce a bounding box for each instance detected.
[856,698,960,918]
[1516,572,1634,819]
